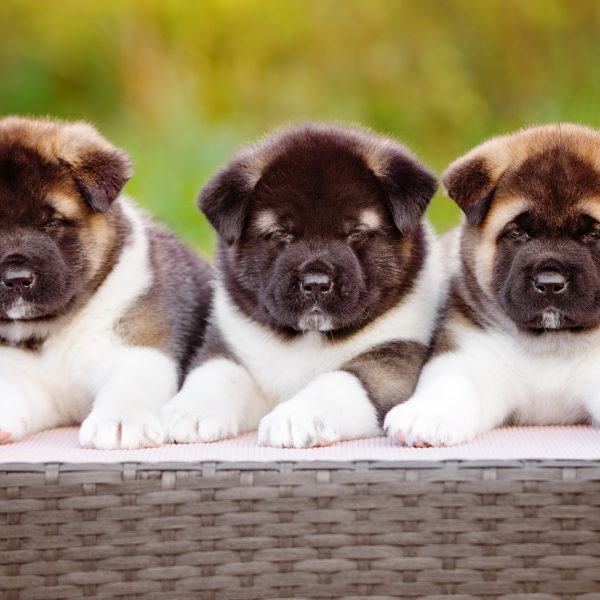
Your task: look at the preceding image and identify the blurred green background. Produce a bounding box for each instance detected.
[1,0,599,255]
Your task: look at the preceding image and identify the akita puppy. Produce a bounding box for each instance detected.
[0,117,212,449]
[386,124,600,446]
[162,123,445,448]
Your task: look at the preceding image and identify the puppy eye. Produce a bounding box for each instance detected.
[582,229,600,242]
[505,225,530,241]
[269,230,293,243]
[43,217,71,230]
[347,228,369,242]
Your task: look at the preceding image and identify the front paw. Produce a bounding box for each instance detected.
[0,413,30,444]
[384,398,479,447]
[162,359,267,444]
[258,404,341,449]
[258,371,380,448]
[161,388,245,443]
[79,411,165,450]
[0,384,32,443]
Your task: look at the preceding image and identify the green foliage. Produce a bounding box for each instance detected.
[1,0,600,254]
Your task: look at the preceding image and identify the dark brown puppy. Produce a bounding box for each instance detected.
[0,117,212,449]
[162,123,445,448]
[385,123,600,447]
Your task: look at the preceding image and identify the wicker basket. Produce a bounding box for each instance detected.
[2,459,600,599]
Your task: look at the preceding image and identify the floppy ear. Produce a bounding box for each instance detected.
[442,131,519,227]
[371,148,437,233]
[59,123,132,213]
[198,157,253,245]
[443,155,500,226]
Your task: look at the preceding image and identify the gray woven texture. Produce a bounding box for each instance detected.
[1,460,600,599]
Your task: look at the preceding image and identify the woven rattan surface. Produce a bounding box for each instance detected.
[2,460,600,599]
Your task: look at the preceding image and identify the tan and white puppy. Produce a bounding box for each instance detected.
[0,117,212,449]
[386,124,600,446]
[162,123,446,448]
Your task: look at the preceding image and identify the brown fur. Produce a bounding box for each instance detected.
[430,327,455,357]
[116,293,171,355]
[116,216,213,380]
[343,340,428,423]
[443,124,600,225]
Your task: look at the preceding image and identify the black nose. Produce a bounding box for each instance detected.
[532,271,568,296]
[301,273,332,296]
[1,267,35,291]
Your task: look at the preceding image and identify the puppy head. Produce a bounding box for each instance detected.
[200,123,436,333]
[444,124,600,332]
[0,116,131,323]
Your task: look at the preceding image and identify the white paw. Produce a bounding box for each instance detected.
[384,399,477,447]
[258,371,380,448]
[0,384,32,443]
[161,397,241,443]
[79,411,165,450]
[0,413,29,444]
[258,403,341,448]
[162,359,268,444]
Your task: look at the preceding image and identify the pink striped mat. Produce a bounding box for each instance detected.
[0,426,599,463]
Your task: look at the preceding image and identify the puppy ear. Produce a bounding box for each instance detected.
[59,123,132,213]
[442,132,519,226]
[198,157,253,245]
[443,155,498,226]
[373,149,437,233]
